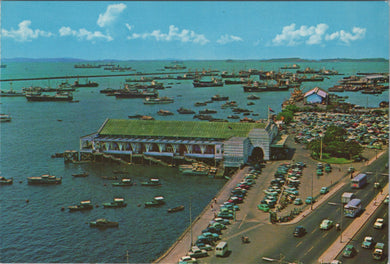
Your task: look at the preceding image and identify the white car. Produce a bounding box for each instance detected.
[320,219,334,230]
[373,218,384,229]
[179,256,198,264]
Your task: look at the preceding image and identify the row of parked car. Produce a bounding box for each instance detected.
[258,162,308,213]
[178,167,261,264]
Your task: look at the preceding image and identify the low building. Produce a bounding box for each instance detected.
[80,119,283,167]
[304,87,329,105]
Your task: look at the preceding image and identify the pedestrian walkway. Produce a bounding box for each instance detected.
[318,183,389,263]
[154,166,250,264]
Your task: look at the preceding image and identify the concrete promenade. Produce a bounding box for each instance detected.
[318,182,388,263]
[154,166,251,264]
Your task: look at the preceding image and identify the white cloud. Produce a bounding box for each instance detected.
[1,20,53,42]
[326,27,366,45]
[127,25,209,45]
[97,3,127,28]
[59,26,113,42]
[217,34,243,44]
[272,23,329,46]
[125,23,133,31]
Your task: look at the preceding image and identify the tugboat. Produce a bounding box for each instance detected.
[145,196,165,207]
[27,174,62,185]
[68,200,94,211]
[89,218,119,228]
[112,178,133,186]
[0,176,13,185]
[103,197,127,208]
[140,178,162,186]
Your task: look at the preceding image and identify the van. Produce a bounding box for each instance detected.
[215,241,228,257]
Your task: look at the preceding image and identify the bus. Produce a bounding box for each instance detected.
[351,173,367,188]
[344,198,362,217]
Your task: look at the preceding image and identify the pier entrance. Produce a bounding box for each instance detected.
[249,147,264,163]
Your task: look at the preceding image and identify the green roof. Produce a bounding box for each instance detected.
[99,119,266,139]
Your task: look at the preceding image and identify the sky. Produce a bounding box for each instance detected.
[1,1,389,60]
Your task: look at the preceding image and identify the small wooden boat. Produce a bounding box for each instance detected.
[141,178,162,186]
[72,172,89,177]
[0,176,13,185]
[112,178,133,186]
[145,196,165,207]
[103,197,127,208]
[168,205,184,213]
[89,218,119,228]
[68,200,93,211]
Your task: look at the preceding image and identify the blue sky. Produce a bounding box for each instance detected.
[1,1,389,60]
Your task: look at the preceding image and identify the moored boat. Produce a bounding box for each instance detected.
[72,172,89,177]
[177,107,195,114]
[103,197,127,208]
[89,218,119,228]
[211,94,229,101]
[0,114,12,122]
[0,176,13,184]
[27,174,62,185]
[141,178,162,186]
[144,96,174,104]
[145,196,165,207]
[157,109,174,116]
[112,178,133,186]
[168,205,185,213]
[193,78,223,88]
[0,89,25,97]
[199,109,217,114]
[68,200,93,211]
[71,80,99,88]
[26,92,73,102]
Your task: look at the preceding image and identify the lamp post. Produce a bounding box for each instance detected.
[319,133,324,160]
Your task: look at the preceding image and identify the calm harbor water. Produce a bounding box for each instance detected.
[0,60,388,263]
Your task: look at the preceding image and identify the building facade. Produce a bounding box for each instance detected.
[80,119,280,167]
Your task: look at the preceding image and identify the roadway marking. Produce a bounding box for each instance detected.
[311,229,316,235]
[304,246,314,256]
[322,232,329,238]
[296,241,303,248]
[239,213,247,229]
[383,211,388,217]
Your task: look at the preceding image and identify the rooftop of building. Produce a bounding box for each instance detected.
[98,119,266,140]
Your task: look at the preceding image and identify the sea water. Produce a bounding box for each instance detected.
[0,60,388,263]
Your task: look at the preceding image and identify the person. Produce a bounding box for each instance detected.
[336,223,340,230]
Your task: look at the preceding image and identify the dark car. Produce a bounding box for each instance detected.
[293,226,306,237]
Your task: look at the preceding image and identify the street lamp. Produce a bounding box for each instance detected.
[319,133,324,160]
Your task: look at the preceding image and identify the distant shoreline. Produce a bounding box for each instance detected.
[2,58,389,63]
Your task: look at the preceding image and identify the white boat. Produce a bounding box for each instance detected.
[0,114,11,122]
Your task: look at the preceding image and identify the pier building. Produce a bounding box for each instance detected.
[79,119,284,167]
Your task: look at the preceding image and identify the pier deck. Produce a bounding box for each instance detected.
[154,166,250,264]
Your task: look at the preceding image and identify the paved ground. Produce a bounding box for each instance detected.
[154,131,387,264]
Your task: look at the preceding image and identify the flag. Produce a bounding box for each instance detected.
[268,107,274,113]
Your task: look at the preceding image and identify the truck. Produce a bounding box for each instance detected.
[341,192,356,204]
[372,242,384,260]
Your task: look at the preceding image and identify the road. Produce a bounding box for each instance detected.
[334,202,388,263]
[200,151,388,264]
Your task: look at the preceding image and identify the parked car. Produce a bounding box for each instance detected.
[384,195,389,205]
[320,187,329,194]
[294,198,303,205]
[188,246,208,258]
[257,203,270,212]
[320,219,334,230]
[293,226,306,237]
[179,256,198,264]
[305,196,315,204]
[342,245,357,258]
